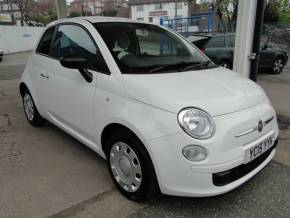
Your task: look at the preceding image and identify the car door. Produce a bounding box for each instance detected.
[259,43,275,68]
[32,26,58,113]
[40,23,110,145]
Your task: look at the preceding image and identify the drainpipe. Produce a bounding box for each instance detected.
[249,0,265,82]
[175,0,178,31]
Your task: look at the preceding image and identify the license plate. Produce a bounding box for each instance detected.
[245,134,274,164]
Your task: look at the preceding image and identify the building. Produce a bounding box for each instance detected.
[104,0,128,10]
[103,0,129,18]
[129,0,189,24]
[0,0,21,20]
[70,0,105,15]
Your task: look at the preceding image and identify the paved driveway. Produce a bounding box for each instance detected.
[0,52,289,218]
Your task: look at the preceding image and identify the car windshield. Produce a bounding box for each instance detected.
[94,22,216,74]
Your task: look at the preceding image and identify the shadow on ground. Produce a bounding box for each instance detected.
[278,114,290,130]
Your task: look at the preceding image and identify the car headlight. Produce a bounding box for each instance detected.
[178,108,215,139]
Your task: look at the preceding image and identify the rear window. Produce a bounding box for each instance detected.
[204,36,225,48]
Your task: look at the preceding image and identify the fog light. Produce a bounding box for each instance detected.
[182,145,207,162]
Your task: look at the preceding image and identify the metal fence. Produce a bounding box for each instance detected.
[160,11,215,37]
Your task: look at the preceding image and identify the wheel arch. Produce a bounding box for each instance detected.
[19,82,29,97]
[100,122,161,195]
[101,123,145,155]
[19,79,44,117]
[273,54,286,63]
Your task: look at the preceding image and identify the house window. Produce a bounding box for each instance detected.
[177,2,182,9]
[136,5,143,12]
[149,17,153,22]
[155,3,162,10]
[137,18,144,21]
[96,8,101,14]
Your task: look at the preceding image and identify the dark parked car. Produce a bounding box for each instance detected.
[0,49,3,62]
[187,33,288,74]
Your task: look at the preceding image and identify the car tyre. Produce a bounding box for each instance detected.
[105,129,159,201]
[272,56,285,74]
[22,89,45,126]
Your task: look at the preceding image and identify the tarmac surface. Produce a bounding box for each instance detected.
[0,52,289,218]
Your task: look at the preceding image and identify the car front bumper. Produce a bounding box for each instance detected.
[145,103,279,197]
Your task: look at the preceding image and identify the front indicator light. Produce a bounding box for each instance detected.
[182,145,207,162]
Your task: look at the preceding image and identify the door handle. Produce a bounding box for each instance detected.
[40,73,49,79]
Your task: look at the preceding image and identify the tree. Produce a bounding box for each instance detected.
[197,0,238,32]
[70,11,81,18]
[13,0,29,26]
[264,0,290,22]
[210,0,238,32]
[102,9,118,17]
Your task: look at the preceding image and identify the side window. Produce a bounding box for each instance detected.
[52,24,109,74]
[36,27,55,55]
[205,36,225,48]
[227,35,236,47]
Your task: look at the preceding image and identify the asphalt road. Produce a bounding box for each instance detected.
[129,162,290,218]
[0,52,290,218]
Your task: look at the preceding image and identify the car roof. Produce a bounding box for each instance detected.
[208,33,235,37]
[48,16,150,27]
[84,16,144,23]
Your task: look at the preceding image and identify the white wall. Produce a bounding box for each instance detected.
[0,26,44,54]
[131,2,189,24]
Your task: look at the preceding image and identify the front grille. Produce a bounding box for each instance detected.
[212,139,278,186]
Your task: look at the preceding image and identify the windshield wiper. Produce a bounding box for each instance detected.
[149,61,198,73]
[182,60,212,71]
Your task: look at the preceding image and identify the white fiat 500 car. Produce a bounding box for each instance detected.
[20,17,279,201]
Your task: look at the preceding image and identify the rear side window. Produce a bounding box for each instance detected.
[205,36,225,48]
[51,24,109,74]
[36,27,55,55]
[227,35,236,47]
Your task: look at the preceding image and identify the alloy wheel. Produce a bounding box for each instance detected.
[273,58,284,73]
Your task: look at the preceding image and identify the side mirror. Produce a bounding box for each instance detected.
[60,56,92,83]
[60,56,87,69]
